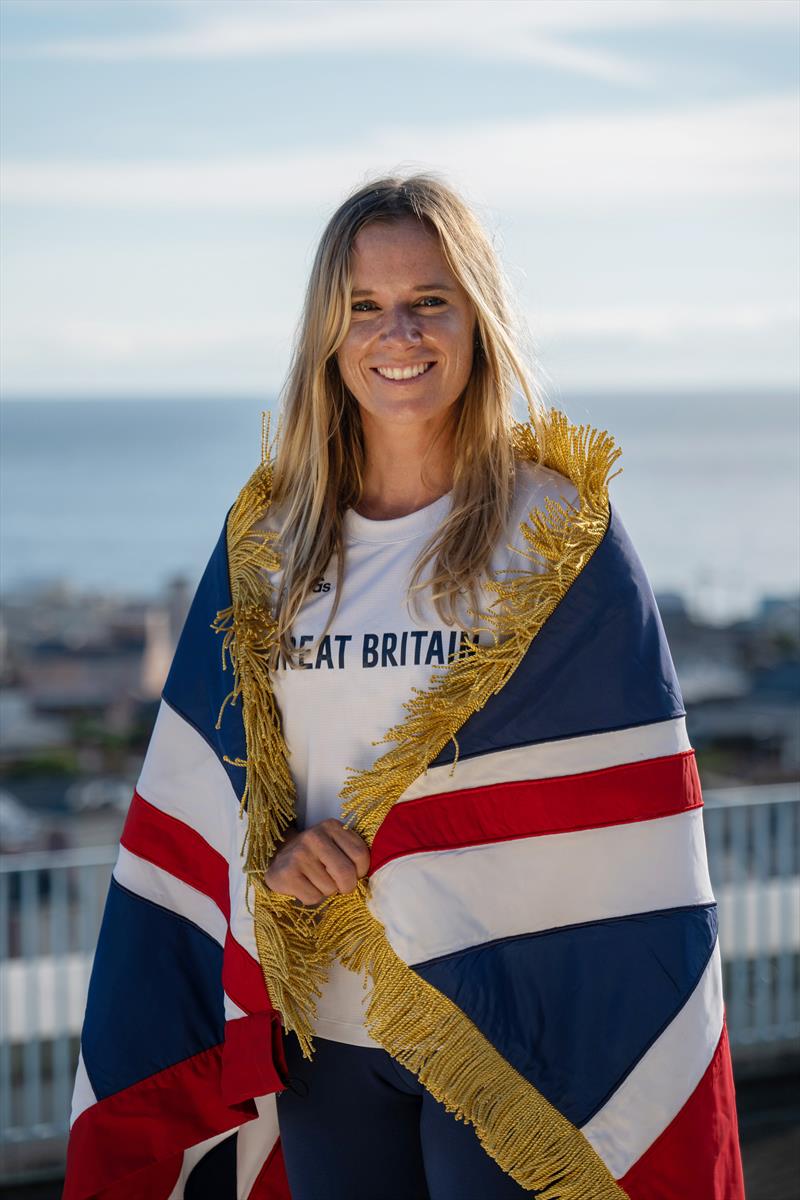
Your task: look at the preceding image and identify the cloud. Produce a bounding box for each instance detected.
[2,0,643,85]
[6,0,796,78]
[0,316,285,365]
[530,301,800,343]
[0,0,652,85]
[2,92,797,212]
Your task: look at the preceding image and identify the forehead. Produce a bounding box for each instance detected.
[350,218,452,283]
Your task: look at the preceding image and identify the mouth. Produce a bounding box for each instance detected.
[371,361,436,384]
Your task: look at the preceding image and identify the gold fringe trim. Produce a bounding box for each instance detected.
[210,451,294,866]
[210,417,336,1049]
[251,886,334,1060]
[214,407,627,1196]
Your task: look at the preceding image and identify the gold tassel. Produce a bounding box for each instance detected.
[214,407,627,1196]
[252,882,336,1061]
[211,412,336,1051]
[210,456,294,865]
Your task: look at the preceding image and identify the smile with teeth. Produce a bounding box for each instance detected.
[373,361,435,381]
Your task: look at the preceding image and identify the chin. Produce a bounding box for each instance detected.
[368,399,453,426]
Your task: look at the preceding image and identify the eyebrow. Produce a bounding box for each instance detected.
[351,282,456,297]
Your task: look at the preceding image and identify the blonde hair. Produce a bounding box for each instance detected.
[270,171,549,661]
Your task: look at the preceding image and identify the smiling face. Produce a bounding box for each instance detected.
[335,217,477,436]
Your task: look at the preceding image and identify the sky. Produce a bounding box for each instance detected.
[1,0,798,400]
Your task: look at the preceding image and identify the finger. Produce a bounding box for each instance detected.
[305,825,361,892]
[312,841,359,894]
[264,875,325,906]
[328,823,371,877]
[295,882,327,906]
[302,854,346,898]
[269,830,338,899]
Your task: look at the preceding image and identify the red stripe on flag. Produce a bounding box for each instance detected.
[121,789,230,920]
[222,1012,288,1106]
[122,792,281,1025]
[63,1043,257,1200]
[248,1138,292,1200]
[370,750,702,873]
[619,1017,745,1199]
[223,929,270,1015]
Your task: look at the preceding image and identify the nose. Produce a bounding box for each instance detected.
[379,305,423,348]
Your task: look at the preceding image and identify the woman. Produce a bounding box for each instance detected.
[65,174,744,1200]
[258,181,580,1198]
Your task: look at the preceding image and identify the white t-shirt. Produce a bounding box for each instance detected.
[266,459,579,1047]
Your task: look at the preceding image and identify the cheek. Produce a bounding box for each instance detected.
[449,333,474,375]
[441,317,473,358]
[338,332,368,375]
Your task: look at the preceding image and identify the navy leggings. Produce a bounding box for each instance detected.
[275,1034,532,1200]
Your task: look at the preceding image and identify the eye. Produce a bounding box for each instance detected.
[350,296,446,312]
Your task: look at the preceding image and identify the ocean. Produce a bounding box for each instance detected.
[1,390,798,623]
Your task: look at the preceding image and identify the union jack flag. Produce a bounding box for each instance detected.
[65,475,745,1197]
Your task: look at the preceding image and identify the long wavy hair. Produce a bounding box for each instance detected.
[269,171,549,661]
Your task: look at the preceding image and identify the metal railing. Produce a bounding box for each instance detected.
[703,782,800,1061]
[1,783,798,1158]
[0,845,112,1152]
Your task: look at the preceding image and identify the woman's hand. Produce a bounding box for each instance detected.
[264,818,371,906]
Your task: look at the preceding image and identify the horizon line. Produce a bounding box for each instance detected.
[2,384,799,403]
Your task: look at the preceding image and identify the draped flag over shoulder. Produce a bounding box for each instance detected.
[63,519,293,1198]
[350,501,745,1199]
[65,409,745,1199]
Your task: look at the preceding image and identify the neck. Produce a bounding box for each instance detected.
[355,414,455,521]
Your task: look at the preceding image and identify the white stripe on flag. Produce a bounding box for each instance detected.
[398,716,691,803]
[237,1094,281,1198]
[163,1094,281,1199]
[224,994,248,1022]
[113,845,228,947]
[368,809,714,965]
[166,1127,238,1200]
[137,699,239,860]
[582,940,724,1178]
[69,1048,97,1128]
[228,828,261,966]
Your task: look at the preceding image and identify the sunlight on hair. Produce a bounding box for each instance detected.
[267,172,552,663]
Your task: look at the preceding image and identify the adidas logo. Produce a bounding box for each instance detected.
[312,576,332,594]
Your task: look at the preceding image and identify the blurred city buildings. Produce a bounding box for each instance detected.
[0,575,192,850]
[1,582,797,856]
